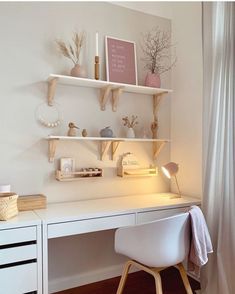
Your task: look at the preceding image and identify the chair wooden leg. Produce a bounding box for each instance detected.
[152,271,163,294]
[120,260,165,294]
[116,260,132,294]
[177,263,193,294]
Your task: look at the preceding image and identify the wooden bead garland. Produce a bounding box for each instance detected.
[36,102,62,128]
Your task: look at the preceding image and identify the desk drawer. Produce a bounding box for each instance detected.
[0,244,37,265]
[137,207,188,224]
[0,226,36,245]
[0,262,37,294]
[48,213,135,238]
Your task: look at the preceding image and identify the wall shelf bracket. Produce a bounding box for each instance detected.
[100,85,112,111]
[100,141,111,160]
[153,92,168,120]
[111,141,121,160]
[112,87,124,112]
[153,140,167,160]
[47,78,58,106]
[48,139,59,162]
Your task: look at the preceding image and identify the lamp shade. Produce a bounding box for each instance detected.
[161,162,179,179]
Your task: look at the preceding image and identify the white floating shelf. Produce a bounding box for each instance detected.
[47,135,169,143]
[47,136,170,162]
[47,74,172,111]
[48,74,172,96]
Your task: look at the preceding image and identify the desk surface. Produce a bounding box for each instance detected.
[35,193,200,224]
[0,210,41,230]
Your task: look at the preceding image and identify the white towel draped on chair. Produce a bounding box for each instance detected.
[188,205,213,277]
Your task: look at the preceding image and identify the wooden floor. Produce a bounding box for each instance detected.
[55,267,200,294]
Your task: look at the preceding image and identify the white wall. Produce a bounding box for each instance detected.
[0,1,202,292]
[0,2,171,202]
[117,2,203,198]
[170,3,202,198]
[0,2,172,292]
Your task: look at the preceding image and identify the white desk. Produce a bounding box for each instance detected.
[35,193,200,294]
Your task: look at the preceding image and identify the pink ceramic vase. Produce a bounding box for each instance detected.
[144,72,161,88]
[70,64,87,78]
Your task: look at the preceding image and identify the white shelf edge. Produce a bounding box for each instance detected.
[48,74,172,96]
[46,136,170,142]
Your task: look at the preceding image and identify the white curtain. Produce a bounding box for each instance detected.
[202,2,235,294]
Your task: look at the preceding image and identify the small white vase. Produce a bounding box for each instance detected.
[126,127,135,138]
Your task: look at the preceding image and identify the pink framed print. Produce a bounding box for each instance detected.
[105,36,138,85]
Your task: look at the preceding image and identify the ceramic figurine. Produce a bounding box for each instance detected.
[82,129,88,137]
[100,126,113,137]
[67,122,79,137]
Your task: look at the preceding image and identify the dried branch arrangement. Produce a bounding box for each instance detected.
[122,115,138,128]
[140,27,176,75]
[56,31,85,65]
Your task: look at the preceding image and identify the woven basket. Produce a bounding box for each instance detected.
[0,193,18,221]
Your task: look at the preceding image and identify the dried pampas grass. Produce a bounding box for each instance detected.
[56,31,85,65]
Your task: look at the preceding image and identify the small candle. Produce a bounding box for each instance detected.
[96,32,99,56]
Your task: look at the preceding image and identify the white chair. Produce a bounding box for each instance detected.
[115,213,193,294]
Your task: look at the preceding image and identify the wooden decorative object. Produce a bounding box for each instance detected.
[95,55,100,80]
[117,153,158,177]
[17,194,47,211]
[151,118,159,139]
[67,122,79,137]
[56,168,103,181]
[82,129,88,137]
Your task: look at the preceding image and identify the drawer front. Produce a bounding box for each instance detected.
[0,244,37,265]
[48,214,136,239]
[0,262,37,294]
[137,207,188,224]
[0,226,36,245]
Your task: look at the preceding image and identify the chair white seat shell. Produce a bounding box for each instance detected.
[115,212,193,294]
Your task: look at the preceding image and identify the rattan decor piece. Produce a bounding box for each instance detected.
[0,193,18,221]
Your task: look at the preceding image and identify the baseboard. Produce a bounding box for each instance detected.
[49,263,138,293]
